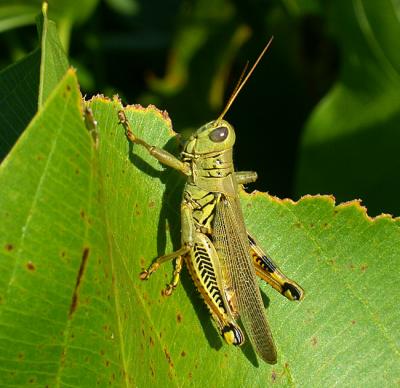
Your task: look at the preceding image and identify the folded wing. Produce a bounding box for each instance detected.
[212,194,277,364]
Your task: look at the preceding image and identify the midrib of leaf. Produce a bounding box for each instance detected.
[0,84,67,325]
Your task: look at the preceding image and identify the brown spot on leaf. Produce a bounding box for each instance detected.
[26,261,35,271]
[69,247,90,317]
[271,370,277,382]
[181,350,186,357]
[29,377,36,384]
[293,222,301,228]
[75,169,80,175]
[135,204,141,216]
[5,243,13,251]
[148,201,155,208]
[351,320,356,325]
[18,352,24,360]
[149,336,154,347]
[311,336,318,347]
[80,210,85,219]
[360,264,368,272]
[66,85,71,91]
[176,313,182,323]
[36,154,44,161]
[188,372,192,379]
[164,348,174,368]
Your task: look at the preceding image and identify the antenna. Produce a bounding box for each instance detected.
[217,36,274,122]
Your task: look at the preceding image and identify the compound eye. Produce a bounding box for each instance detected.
[209,126,228,142]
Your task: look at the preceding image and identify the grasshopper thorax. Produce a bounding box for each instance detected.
[183,119,236,156]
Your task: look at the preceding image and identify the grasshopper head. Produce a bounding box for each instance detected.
[184,119,236,155]
[183,38,274,157]
[184,37,273,155]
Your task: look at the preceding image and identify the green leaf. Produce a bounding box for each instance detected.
[0,3,68,160]
[93,99,400,385]
[2,80,399,384]
[37,2,69,106]
[295,1,400,216]
[0,70,126,386]
[242,194,400,385]
[0,49,41,160]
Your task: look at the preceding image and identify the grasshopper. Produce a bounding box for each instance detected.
[118,37,304,364]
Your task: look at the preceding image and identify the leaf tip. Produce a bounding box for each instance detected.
[42,1,48,16]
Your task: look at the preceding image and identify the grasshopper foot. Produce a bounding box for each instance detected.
[163,284,176,296]
[139,262,160,280]
[139,270,150,280]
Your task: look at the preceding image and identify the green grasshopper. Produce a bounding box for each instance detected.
[118,38,304,364]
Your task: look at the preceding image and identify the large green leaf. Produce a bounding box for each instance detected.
[37,2,69,106]
[1,73,399,385]
[0,3,68,160]
[0,70,125,386]
[88,100,399,386]
[295,0,400,216]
